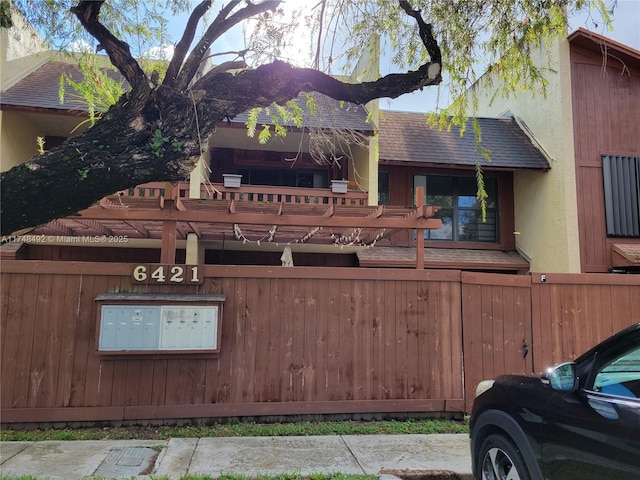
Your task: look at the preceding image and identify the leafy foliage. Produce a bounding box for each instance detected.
[11,0,190,55]
[58,55,124,128]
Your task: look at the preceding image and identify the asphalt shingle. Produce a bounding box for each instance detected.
[1,61,124,111]
[1,61,373,132]
[378,111,550,170]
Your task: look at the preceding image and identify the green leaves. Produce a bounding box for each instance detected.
[58,55,124,130]
[150,129,169,157]
[245,101,306,145]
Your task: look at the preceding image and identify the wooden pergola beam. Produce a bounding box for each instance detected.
[77,208,442,230]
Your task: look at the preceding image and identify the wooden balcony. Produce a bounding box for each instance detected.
[122,181,369,206]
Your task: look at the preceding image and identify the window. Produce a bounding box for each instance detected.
[414,175,498,243]
[602,155,640,237]
[237,167,327,188]
[593,344,640,399]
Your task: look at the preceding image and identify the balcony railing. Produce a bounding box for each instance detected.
[121,182,369,206]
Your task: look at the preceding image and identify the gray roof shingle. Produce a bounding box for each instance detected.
[1,61,125,111]
[378,111,550,170]
[1,61,373,132]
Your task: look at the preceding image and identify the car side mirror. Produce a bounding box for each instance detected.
[542,362,577,392]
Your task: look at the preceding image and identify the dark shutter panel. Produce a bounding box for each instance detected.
[602,155,640,237]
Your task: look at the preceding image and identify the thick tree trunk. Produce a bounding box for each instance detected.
[1,59,441,236]
[1,1,442,236]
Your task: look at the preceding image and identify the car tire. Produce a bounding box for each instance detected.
[477,433,532,480]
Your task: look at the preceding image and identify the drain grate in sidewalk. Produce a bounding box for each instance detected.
[94,446,160,477]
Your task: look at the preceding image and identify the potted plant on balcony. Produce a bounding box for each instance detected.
[223,173,242,188]
[331,179,348,194]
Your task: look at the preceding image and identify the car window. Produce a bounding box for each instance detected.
[593,345,640,398]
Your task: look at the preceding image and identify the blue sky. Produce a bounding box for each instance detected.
[161,0,640,113]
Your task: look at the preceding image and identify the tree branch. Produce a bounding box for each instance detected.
[164,0,218,87]
[175,0,281,90]
[0,0,445,235]
[399,0,442,65]
[70,1,149,98]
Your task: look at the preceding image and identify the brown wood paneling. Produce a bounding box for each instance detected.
[325,278,341,401]
[571,45,640,272]
[12,274,40,409]
[290,278,306,402]
[531,275,640,372]
[313,279,330,401]
[4,259,637,424]
[29,273,54,408]
[461,272,532,412]
[1,273,25,408]
[55,275,82,408]
[382,280,396,399]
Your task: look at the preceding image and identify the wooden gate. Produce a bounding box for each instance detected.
[462,272,640,412]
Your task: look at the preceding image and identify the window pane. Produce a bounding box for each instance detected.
[415,175,499,243]
[459,209,497,242]
[426,208,453,240]
[426,176,453,207]
[458,177,498,208]
[594,344,640,398]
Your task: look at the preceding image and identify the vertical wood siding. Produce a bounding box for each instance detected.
[0,263,464,422]
[2,264,639,423]
[571,46,640,271]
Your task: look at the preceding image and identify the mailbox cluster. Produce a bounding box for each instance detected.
[99,305,219,351]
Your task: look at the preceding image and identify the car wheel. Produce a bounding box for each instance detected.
[477,433,531,480]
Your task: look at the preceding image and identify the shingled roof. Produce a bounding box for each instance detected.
[0,61,125,112]
[378,111,550,170]
[1,60,373,132]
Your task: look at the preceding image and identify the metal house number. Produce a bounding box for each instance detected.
[132,264,203,284]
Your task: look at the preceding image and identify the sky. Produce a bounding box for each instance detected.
[385,0,640,112]
[159,0,640,113]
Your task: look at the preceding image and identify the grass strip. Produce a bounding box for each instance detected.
[0,418,468,442]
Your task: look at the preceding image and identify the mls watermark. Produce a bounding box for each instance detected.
[1,234,129,244]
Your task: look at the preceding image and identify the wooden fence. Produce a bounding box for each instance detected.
[1,260,639,424]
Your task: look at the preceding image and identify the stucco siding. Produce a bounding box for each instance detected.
[468,37,581,273]
[0,110,40,171]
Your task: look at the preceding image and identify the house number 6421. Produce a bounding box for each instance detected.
[132,265,203,284]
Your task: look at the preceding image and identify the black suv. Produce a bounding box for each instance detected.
[470,322,640,480]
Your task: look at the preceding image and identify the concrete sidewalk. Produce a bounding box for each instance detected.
[0,434,472,479]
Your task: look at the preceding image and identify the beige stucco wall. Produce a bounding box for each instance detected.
[468,37,581,273]
[349,35,380,205]
[0,110,39,171]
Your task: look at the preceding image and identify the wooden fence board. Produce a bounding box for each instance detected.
[372,281,385,400]
[252,277,270,403]
[56,275,82,407]
[382,280,396,399]
[325,279,341,401]
[291,278,305,402]
[12,274,40,409]
[1,274,25,408]
[2,262,638,423]
[41,275,68,408]
[303,279,317,402]
[313,280,330,401]
[28,274,52,408]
